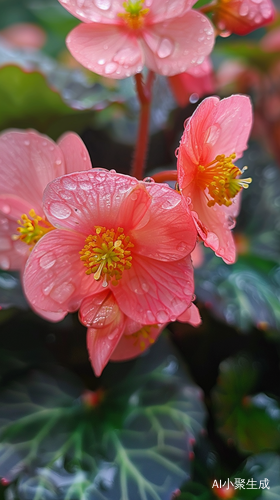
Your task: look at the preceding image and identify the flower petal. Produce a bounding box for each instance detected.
[23,229,102,316]
[58,132,92,174]
[132,183,196,261]
[57,0,124,23]
[110,322,165,361]
[67,23,144,78]
[0,213,28,271]
[113,254,194,324]
[87,304,125,376]
[79,290,121,327]
[117,184,152,231]
[142,10,214,76]
[177,303,201,326]
[43,170,139,235]
[0,130,65,211]
[146,0,196,23]
[191,187,237,264]
[213,0,275,36]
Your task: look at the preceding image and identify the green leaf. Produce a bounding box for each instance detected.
[0,337,206,500]
[243,453,280,499]
[212,355,280,453]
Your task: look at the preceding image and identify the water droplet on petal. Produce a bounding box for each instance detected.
[55,159,62,166]
[62,177,77,190]
[156,310,169,323]
[0,203,10,214]
[0,256,10,270]
[143,177,155,183]
[146,310,155,322]
[205,124,221,145]
[94,0,111,10]
[104,62,118,75]
[50,202,71,220]
[157,38,174,59]
[239,3,249,15]
[50,282,75,303]
[98,59,105,65]
[24,140,30,146]
[39,254,56,270]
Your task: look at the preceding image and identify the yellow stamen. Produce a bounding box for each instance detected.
[118,0,149,30]
[14,209,54,249]
[80,226,134,287]
[132,324,158,350]
[196,153,252,207]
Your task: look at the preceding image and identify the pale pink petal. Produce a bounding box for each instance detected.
[67,23,144,78]
[0,130,65,210]
[0,213,28,271]
[113,254,194,324]
[190,187,236,264]
[87,310,125,376]
[0,23,46,49]
[142,11,214,77]
[132,183,196,261]
[177,303,201,326]
[191,243,204,269]
[43,170,139,235]
[57,0,124,23]
[79,290,121,327]
[31,307,67,322]
[58,133,92,174]
[110,323,165,361]
[0,195,39,221]
[23,230,102,315]
[146,0,196,23]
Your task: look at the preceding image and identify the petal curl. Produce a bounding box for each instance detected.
[23,229,102,315]
[142,11,214,76]
[67,23,144,78]
[113,254,194,324]
[58,132,92,174]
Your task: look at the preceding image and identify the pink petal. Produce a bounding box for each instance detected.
[146,0,196,23]
[23,229,102,315]
[43,170,139,235]
[0,213,28,271]
[0,23,46,50]
[168,58,214,107]
[31,307,67,322]
[57,0,124,23]
[58,132,92,174]
[177,303,201,326]
[0,195,39,221]
[213,0,275,36]
[79,290,121,327]
[190,187,237,264]
[117,184,152,231]
[0,130,65,211]
[132,183,196,261]
[87,307,125,376]
[142,11,214,76]
[67,23,144,78]
[113,254,194,324]
[110,322,165,361]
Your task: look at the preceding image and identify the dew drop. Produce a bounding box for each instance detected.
[50,202,71,219]
[50,282,75,303]
[146,310,155,322]
[104,62,118,74]
[24,140,30,146]
[189,93,199,104]
[98,59,105,65]
[143,177,155,183]
[94,0,111,9]
[156,310,169,323]
[239,3,249,15]
[157,38,174,59]
[0,256,10,270]
[0,203,10,214]
[39,254,56,270]
[55,159,62,166]
[79,181,92,191]
[62,177,77,190]
[205,124,221,145]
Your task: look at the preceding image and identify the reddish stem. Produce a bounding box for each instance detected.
[131,71,155,179]
[199,2,216,14]
[151,170,178,183]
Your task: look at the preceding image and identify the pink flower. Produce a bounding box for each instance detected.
[0,129,92,319]
[85,291,200,375]
[23,170,197,362]
[168,57,215,108]
[57,0,215,79]
[212,0,275,36]
[0,23,46,50]
[177,95,252,264]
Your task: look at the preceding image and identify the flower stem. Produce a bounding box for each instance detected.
[151,170,178,183]
[199,2,216,14]
[131,71,155,179]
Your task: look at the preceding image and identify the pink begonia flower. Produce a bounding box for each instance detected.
[0,129,92,320]
[23,170,197,370]
[0,23,46,50]
[177,95,252,264]
[85,291,200,375]
[212,0,275,36]
[168,57,215,108]
[57,0,215,79]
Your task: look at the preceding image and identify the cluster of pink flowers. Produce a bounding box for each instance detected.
[0,94,252,375]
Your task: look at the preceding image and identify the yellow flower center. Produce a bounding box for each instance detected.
[80,226,134,287]
[132,324,158,350]
[14,209,54,249]
[118,0,149,30]
[196,153,252,207]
